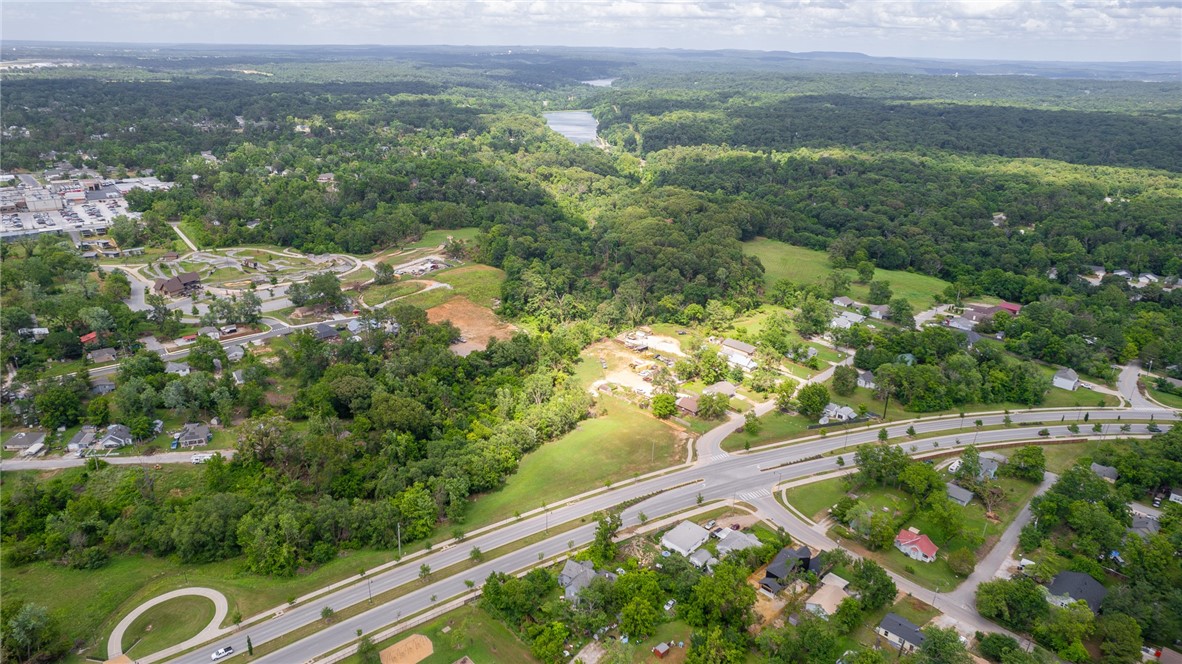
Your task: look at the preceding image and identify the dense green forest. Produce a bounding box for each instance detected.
[2,306,594,574]
[595,92,1182,171]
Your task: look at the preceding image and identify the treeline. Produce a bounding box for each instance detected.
[642,145,1182,281]
[610,71,1182,113]
[595,92,1182,171]
[0,77,512,172]
[0,306,595,576]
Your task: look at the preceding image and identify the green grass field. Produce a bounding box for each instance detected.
[338,604,537,664]
[401,264,506,310]
[591,619,692,663]
[463,395,684,527]
[1037,440,1105,473]
[722,411,814,452]
[406,228,481,250]
[2,542,405,659]
[1148,388,1182,410]
[782,476,851,522]
[122,595,215,657]
[1041,386,1120,408]
[361,280,426,306]
[743,238,951,309]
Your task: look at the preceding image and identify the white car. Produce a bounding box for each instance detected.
[948,459,963,473]
[211,646,234,660]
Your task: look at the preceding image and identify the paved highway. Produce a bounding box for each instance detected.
[160,415,1173,664]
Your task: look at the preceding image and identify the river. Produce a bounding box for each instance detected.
[543,110,599,145]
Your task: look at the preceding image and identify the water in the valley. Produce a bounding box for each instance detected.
[543,111,599,145]
[581,78,617,87]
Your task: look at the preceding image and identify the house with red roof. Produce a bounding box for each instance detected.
[79,331,99,345]
[894,528,938,563]
[996,301,1022,316]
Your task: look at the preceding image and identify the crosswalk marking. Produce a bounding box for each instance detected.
[711,452,730,461]
[738,489,771,501]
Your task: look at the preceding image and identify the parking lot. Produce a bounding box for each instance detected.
[1,197,131,240]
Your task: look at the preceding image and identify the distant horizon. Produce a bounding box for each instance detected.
[3,0,1178,63]
[3,39,1178,66]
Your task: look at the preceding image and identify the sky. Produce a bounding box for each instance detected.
[2,1,1179,62]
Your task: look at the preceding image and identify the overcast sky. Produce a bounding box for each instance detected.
[2,1,1179,62]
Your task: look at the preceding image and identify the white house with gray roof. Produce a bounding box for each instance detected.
[661,521,711,557]
[1053,367,1080,391]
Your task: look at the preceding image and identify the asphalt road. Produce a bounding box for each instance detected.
[164,417,1173,664]
[1118,362,1157,409]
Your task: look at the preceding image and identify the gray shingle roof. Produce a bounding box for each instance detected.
[879,613,926,648]
[946,482,974,506]
[1047,571,1107,612]
[1090,463,1118,481]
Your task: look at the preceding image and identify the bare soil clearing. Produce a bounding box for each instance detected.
[426,297,516,355]
[380,634,434,664]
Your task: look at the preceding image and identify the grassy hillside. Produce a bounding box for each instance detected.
[743,238,952,309]
[463,394,683,526]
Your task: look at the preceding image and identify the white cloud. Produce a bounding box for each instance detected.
[1,0,1178,60]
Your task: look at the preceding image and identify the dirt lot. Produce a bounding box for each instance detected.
[750,578,789,630]
[426,297,517,356]
[584,340,661,396]
[380,634,433,664]
[645,333,688,358]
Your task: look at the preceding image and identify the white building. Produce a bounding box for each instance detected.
[661,521,711,557]
[1052,367,1079,391]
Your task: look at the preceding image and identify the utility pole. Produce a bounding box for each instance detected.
[367,579,373,604]
[397,522,402,559]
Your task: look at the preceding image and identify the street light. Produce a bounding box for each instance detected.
[367,579,373,604]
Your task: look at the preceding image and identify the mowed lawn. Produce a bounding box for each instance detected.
[122,595,215,657]
[743,238,951,309]
[406,227,481,250]
[794,472,1041,590]
[722,411,814,452]
[782,476,851,522]
[1148,387,1182,409]
[464,396,684,527]
[337,604,537,664]
[361,280,425,306]
[1037,440,1106,473]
